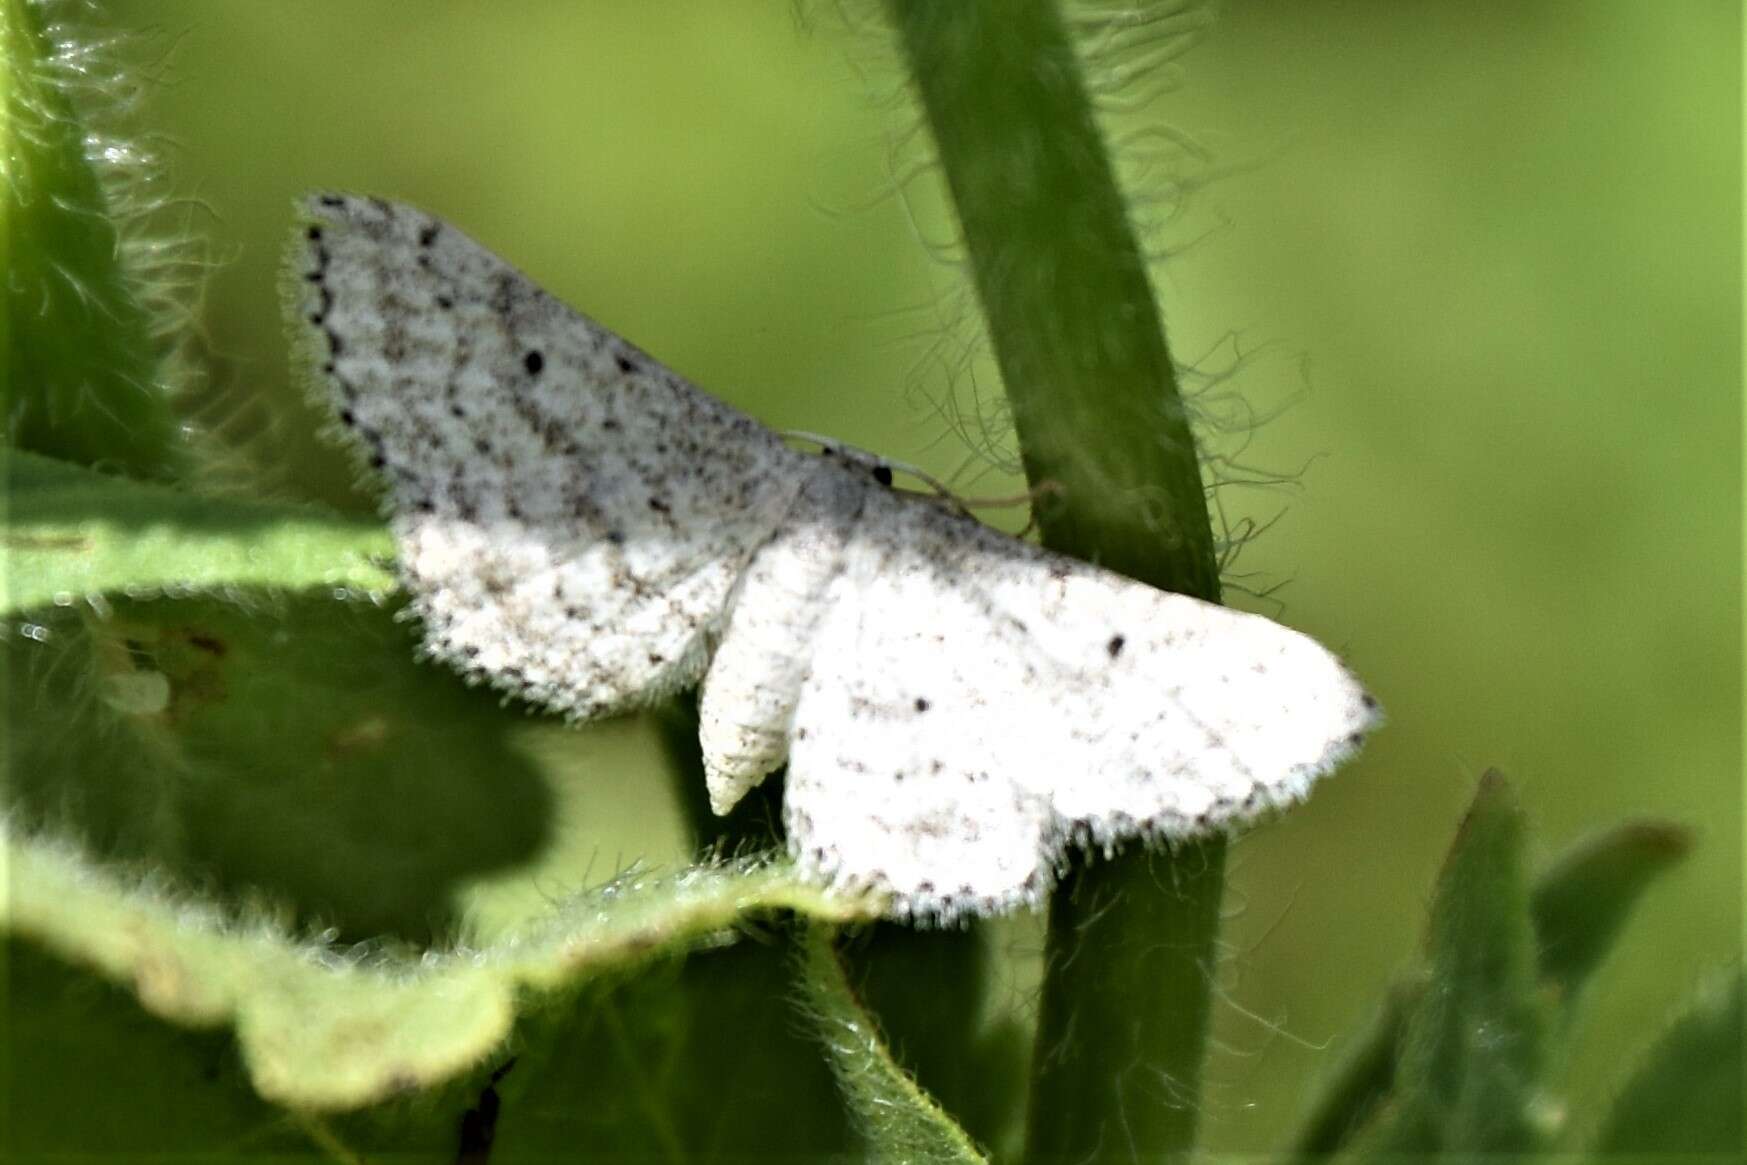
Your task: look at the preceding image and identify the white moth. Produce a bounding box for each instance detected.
[292,194,1380,922]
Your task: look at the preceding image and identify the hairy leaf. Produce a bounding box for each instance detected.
[2,821,871,1113]
[3,0,186,477]
[3,450,394,615]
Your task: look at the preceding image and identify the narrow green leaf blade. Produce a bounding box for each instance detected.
[1290,811,1691,1157]
[2,450,395,613]
[1592,968,1744,1156]
[799,925,989,1165]
[1371,770,1553,1156]
[1530,819,1693,1001]
[1292,820,1684,1159]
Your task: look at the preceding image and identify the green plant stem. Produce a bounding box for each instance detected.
[884,3,1224,1160]
[801,926,990,1164]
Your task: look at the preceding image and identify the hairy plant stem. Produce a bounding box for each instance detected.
[884,2,1225,1160]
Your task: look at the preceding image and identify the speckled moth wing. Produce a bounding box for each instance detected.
[293,194,812,717]
[783,485,1380,921]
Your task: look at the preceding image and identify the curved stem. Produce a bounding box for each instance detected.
[884,3,1225,1160]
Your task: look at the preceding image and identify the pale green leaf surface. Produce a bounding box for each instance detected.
[2,450,395,615]
[2,821,873,1111]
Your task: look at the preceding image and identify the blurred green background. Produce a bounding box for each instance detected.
[93,0,1740,1152]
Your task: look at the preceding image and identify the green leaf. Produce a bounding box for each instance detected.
[1369,770,1554,1156]
[6,903,870,1161]
[2,449,395,615]
[2,938,301,1159]
[1530,819,1694,1003]
[881,4,1225,1159]
[1,819,873,1115]
[800,925,989,1164]
[3,0,187,478]
[1592,968,1744,1156]
[1288,804,1692,1158]
[1,442,884,1145]
[480,941,860,1161]
[5,593,552,939]
[306,936,866,1161]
